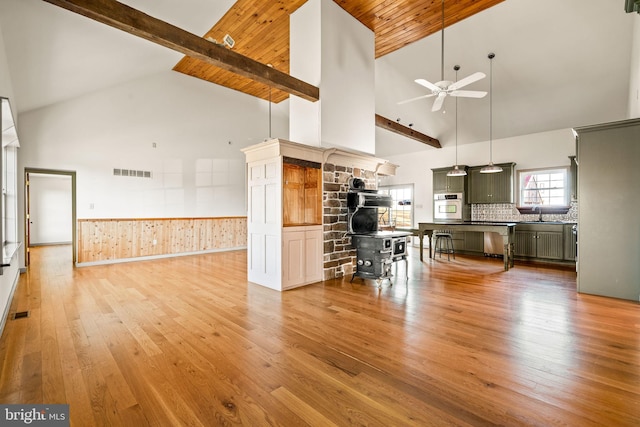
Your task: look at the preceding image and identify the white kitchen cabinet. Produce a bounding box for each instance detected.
[282,226,323,289]
[246,158,282,290]
[243,139,325,291]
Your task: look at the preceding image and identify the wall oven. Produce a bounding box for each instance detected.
[434,193,463,221]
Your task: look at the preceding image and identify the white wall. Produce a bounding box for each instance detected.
[289,0,321,147]
[17,69,289,267]
[319,0,375,154]
[29,174,72,245]
[379,128,576,224]
[18,70,288,218]
[629,13,640,118]
[290,0,375,154]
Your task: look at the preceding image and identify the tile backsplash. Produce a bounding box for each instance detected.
[472,201,578,223]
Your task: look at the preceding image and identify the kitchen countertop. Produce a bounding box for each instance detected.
[432,221,517,226]
[417,222,517,270]
[515,221,577,224]
[423,221,577,226]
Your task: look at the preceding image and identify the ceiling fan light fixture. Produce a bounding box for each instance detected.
[397,0,486,110]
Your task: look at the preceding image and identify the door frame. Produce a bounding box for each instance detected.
[24,168,77,266]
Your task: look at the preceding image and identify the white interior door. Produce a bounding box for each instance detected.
[29,174,72,245]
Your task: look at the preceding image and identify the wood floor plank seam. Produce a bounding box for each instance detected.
[1,245,639,426]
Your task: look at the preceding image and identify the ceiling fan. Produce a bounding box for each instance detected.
[398,0,487,112]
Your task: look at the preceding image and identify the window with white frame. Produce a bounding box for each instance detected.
[518,167,569,207]
[379,184,413,228]
[1,97,19,251]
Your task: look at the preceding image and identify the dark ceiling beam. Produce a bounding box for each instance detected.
[42,0,320,102]
[375,114,441,148]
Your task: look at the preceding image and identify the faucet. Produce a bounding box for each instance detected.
[532,205,543,222]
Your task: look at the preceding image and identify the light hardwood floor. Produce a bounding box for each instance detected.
[1,245,639,426]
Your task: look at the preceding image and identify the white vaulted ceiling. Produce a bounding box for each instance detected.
[0,0,635,156]
[375,1,636,156]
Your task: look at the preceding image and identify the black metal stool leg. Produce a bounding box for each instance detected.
[451,237,455,260]
[446,236,450,261]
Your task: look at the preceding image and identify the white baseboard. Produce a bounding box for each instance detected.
[30,241,73,247]
[0,263,21,340]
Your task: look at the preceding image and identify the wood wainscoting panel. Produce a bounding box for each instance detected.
[77,217,247,263]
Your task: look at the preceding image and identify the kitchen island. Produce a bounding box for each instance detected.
[418,222,516,270]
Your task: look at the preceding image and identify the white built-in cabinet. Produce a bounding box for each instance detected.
[282,226,323,288]
[246,158,282,289]
[242,139,325,291]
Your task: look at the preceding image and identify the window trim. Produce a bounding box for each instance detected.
[379,184,414,229]
[1,97,20,271]
[516,166,571,214]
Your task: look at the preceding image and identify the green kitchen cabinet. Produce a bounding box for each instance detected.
[569,155,578,201]
[514,230,537,257]
[574,118,640,301]
[514,223,564,260]
[451,231,465,251]
[563,223,577,261]
[536,231,564,259]
[464,231,484,253]
[432,167,467,193]
[468,163,515,204]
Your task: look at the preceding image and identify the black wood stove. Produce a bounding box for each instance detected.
[347,178,411,286]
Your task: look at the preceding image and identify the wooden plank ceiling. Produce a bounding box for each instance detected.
[174,0,307,104]
[337,0,505,58]
[173,0,504,102]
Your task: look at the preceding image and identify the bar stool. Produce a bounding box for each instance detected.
[433,230,455,260]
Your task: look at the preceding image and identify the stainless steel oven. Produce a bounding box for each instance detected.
[434,193,463,221]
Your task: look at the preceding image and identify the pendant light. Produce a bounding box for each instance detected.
[447,65,467,177]
[480,53,502,174]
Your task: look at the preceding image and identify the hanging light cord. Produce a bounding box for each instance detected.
[267,63,274,139]
[480,53,501,173]
[489,54,493,163]
[455,67,458,165]
[268,86,272,139]
[440,0,445,81]
[448,65,466,176]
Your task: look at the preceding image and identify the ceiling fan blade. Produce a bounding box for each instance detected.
[415,78,440,92]
[449,72,486,90]
[450,90,488,98]
[397,93,437,105]
[431,92,446,112]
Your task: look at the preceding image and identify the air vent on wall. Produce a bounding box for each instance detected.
[113,168,152,178]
